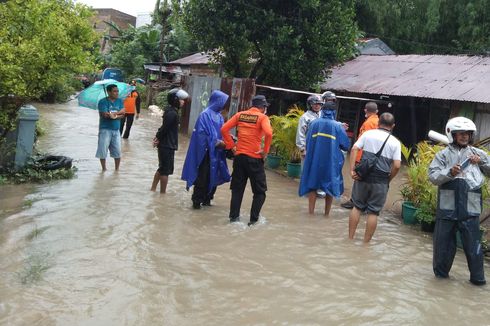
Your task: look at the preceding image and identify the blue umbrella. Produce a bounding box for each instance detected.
[77,79,133,109]
[133,78,145,84]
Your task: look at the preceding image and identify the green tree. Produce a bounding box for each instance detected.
[183,0,359,89]
[0,0,98,137]
[107,0,198,80]
[355,0,490,54]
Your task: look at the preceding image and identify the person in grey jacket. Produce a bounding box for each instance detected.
[296,94,323,157]
[428,117,490,286]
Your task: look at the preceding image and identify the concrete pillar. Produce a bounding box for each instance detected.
[14,105,39,169]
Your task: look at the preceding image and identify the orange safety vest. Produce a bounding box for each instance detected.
[124,91,138,114]
[356,114,379,162]
[221,107,273,159]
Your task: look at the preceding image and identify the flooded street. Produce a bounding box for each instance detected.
[1,100,489,325]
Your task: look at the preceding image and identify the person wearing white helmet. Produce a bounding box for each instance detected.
[428,116,490,286]
[151,88,189,193]
[296,94,323,158]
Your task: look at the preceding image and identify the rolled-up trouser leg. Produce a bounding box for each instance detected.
[433,219,457,278]
[459,218,485,284]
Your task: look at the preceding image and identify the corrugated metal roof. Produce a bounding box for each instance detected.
[321,55,490,103]
[168,52,211,65]
[356,38,395,55]
[143,65,182,74]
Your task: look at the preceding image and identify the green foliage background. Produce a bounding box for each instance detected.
[184,0,359,90]
[355,0,490,54]
[105,1,198,80]
[0,0,98,100]
[0,0,98,142]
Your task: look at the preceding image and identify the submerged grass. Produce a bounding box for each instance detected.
[26,226,50,241]
[23,199,34,208]
[18,252,51,285]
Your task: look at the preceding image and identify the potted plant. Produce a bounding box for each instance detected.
[269,105,304,177]
[415,202,436,232]
[400,141,443,225]
[266,150,282,169]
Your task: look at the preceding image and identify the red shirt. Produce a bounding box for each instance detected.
[221,107,273,159]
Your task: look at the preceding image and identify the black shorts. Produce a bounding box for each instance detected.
[157,147,175,176]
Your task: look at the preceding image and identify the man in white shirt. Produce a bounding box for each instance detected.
[348,112,401,242]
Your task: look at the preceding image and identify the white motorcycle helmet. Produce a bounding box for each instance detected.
[167,88,189,107]
[445,117,477,144]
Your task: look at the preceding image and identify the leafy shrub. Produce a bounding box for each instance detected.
[155,90,170,108]
[401,141,442,206]
[269,105,304,163]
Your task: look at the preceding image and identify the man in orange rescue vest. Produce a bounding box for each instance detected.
[221,95,273,226]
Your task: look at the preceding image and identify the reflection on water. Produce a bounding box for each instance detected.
[0,101,489,325]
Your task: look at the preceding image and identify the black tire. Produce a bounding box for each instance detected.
[36,155,73,171]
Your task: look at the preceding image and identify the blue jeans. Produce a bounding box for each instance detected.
[96,129,121,159]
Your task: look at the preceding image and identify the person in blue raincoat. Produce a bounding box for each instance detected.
[299,102,350,215]
[182,90,231,209]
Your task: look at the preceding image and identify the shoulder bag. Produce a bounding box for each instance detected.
[354,132,391,181]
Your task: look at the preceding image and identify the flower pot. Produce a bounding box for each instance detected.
[401,201,418,225]
[286,162,301,178]
[266,155,281,169]
[420,220,435,233]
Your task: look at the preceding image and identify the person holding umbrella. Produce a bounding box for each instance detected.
[96,84,125,171]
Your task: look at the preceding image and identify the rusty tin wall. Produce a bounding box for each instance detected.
[181,76,255,135]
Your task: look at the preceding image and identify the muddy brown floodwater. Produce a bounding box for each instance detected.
[0,100,489,325]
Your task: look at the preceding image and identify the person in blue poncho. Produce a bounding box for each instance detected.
[299,102,350,215]
[182,90,231,209]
